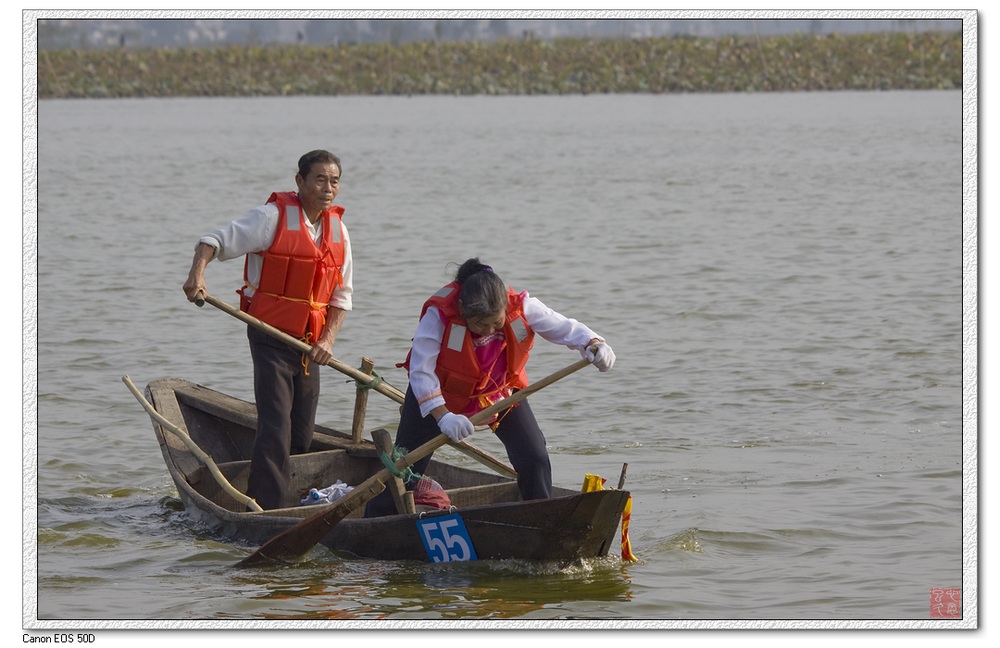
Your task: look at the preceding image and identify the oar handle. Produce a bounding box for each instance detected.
[368,354,596,509]
[196,293,406,402]
[337,357,592,505]
[122,375,264,513]
[235,352,598,566]
[194,292,518,478]
[469,356,592,426]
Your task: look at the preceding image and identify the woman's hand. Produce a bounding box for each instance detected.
[437,412,474,442]
[582,341,616,372]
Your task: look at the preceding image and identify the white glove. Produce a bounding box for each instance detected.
[582,342,616,372]
[437,412,474,442]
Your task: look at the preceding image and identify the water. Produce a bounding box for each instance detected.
[25,91,966,632]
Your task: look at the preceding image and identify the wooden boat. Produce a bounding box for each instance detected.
[141,377,631,562]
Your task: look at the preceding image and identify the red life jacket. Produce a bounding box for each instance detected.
[239,192,346,340]
[403,281,535,414]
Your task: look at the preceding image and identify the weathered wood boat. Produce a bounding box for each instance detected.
[140,377,631,563]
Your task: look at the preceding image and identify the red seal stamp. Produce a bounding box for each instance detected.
[929,587,961,619]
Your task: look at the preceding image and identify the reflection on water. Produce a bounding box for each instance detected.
[218,554,634,621]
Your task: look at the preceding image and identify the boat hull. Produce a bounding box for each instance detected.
[144,377,630,563]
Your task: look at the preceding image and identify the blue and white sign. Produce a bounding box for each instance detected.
[416,513,478,563]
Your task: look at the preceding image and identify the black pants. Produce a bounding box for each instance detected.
[245,325,320,509]
[364,386,552,517]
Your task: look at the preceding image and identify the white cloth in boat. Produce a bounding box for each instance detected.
[300,480,354,506]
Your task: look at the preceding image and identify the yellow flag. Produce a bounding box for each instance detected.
[582,474,637,561]
[581,473,606,492]
[620,495,638,562]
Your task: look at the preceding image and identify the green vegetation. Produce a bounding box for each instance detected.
[37,31,962,99]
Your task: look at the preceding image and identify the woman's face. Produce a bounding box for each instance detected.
[464,310,506,336]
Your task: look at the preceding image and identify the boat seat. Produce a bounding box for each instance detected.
[444,481,521,508]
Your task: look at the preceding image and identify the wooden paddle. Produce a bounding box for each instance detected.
[193,292,517,478]
[122,375,264,513]
[194,293,406,401]
[235,352,595,567]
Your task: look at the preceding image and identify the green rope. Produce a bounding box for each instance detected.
[380,445,419,484]
[351,370,384,391]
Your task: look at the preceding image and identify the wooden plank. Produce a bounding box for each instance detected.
[371,428,415,515]
[350,357,375,444]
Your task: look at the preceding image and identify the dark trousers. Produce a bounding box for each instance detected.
[364,386,552,517]
[245,325,320,509]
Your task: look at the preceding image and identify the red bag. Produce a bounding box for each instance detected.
[413,477,451,510]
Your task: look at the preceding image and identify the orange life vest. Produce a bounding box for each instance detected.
[239,192,346,340]
[403,282,535,414]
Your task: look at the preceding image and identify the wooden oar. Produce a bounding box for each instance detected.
[194,292,517,479]
[122,375,264,513]
[235,353,595,567]
[195,293,405,400]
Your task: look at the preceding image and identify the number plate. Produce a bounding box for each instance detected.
[416,513,478,563]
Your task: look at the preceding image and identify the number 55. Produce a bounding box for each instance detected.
[417,514,478,562]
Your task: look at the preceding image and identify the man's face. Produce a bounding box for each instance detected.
[295,162,341,219]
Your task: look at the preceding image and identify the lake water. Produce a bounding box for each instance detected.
[24,91,970,636]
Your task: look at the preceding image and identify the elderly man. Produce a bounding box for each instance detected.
[183,150,352,509]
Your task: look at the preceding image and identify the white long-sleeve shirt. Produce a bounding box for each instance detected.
[408,291,602,418]
[198,201,353,311]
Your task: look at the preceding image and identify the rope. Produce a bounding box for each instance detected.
[380,445,419,484]
[350,370,384,391]
[300,331,313,377]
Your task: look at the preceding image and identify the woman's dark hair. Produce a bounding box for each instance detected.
[454,258,506,320]
[298,149,342,179]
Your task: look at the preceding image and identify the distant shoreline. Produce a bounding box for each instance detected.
[37,31,962,99]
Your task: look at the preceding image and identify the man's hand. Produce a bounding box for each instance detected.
[309,338,334,365]
[183,243,216,303]
[310,307,346,365]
